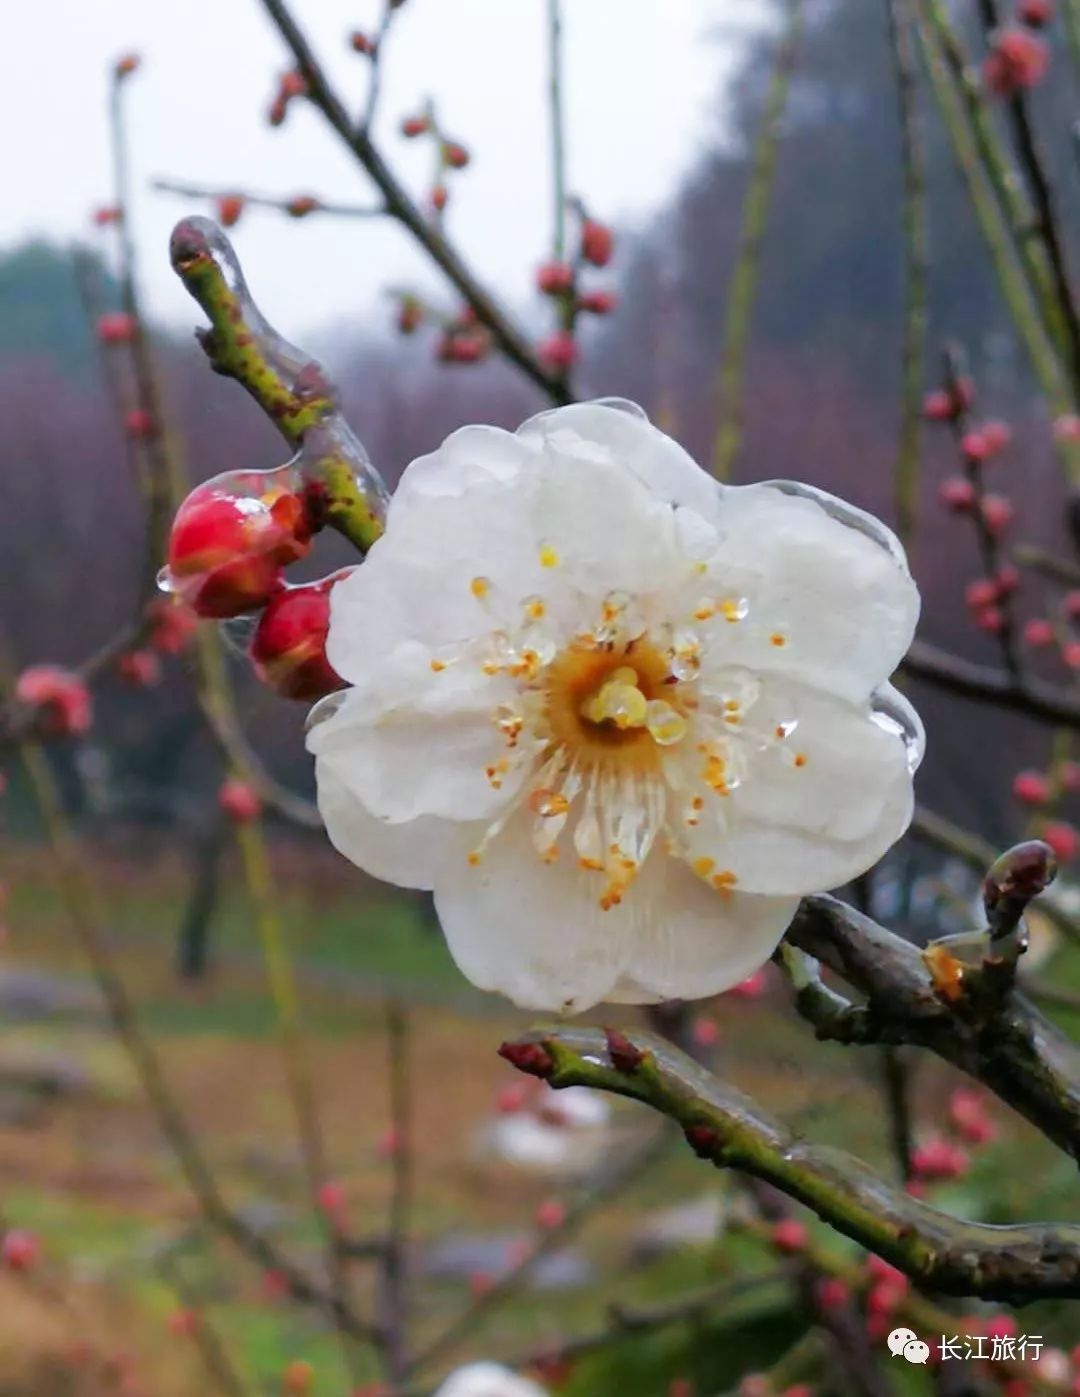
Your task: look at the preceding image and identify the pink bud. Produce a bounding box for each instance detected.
[580,218,614,267]
[939,477,976,512]
[430,184,449,213]
[286,195,319,218]
[218,778,262,824]
[980,419,1012,456]
[249,576,348,702]
[962,430,989,460]
[814,1277,850,1308]
[442,141,470,170]
[1,1230,39,1272]
[729,969,767,999]
[15,667,92,737]
[981,494,1014,534]
[984,27,1049,96]
[317,1180,348,1216]
[923,389,954,421]
[117,650,161,688]
[401,115,429,138]
[1043,821,1079,862]
[93,205,121,227]
[216,195,245,229]
[1024,617,1055,647]
[1019,0,1053,24]
[691,1016,720,1047]
[349,30,376,55]
[535,1198,567,1231]
[996,565,1020,595]
[771,1218,808,1254]
[577,289,617,315]
[123,408,156,440]
[536,261,575,296]
[538,330,578,371]
[965,578,1000,610]
[1013,770,1049,805]
[973,606,1004,634]
[148,598,198,655]
[97,312,137,345]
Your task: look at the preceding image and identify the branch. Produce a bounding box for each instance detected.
[257,0,572,405]
[169,217,388,553]
[500,1026,1080,1301]
[155,178,385,219]
[902,636,1080,728]
[785,893,1080,1163]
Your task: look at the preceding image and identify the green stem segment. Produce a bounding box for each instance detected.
[503,1025,1080,1301]
[169,217,388,553]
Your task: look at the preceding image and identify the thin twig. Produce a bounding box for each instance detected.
[902,636,1080,727]
[547,0,567,264]
[154,178,385,219]
[712,0,805,480]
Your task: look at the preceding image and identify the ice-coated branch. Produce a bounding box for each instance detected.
[785,892,1080,1162]
[499,1026,1080,1301]
[155,178,385,220]
[256,0,573,405]
[169,216,388,553]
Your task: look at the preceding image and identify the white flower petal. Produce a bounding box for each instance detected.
[308,673,522,824]
[705,483,919,702]
[315,758,476,890]
[433,1363,549,1397]
[681,683,917,895]
[518,400,720,519]
[434,811,797,1012]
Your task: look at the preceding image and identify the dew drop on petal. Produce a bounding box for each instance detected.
[871,685,926,774]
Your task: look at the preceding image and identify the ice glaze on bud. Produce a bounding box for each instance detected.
[1,1230,40,1272]
[15,666,92,737]
[117,649,162,688]
[216,195,246,229]
[123,408,156,440]
[580,218,614,267]
[538,330,578,371]
[218,778,262,824]
[984,27,1049,96]
[536,261,575,296]
[1012,770,1049,805]
[164,466,315,618]
[250,574,349,702]
[97,312,137,345]
[577,289,617,315]
[939,477,976,512]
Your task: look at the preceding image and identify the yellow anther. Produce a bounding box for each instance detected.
[467,850,482,867]
[723,699,740,713]
[794,752,807,768]
[712,869,737,895]
[694,601,717,622]
[693,856,716,879]
[525,597,546,619]
[581,670,649,730]
[720,598,745,623]
[770,632,787,647]
[430,658,447,672]
[644,699,688,746]
[539,544,560,568]
[529,788,570,818]
[471,576,490,599]
[482,660,501,676]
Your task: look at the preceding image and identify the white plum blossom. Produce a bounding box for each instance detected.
[308,401,923,1012]
[433,1363,549,1397]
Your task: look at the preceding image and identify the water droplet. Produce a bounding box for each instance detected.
[871,684,925,775]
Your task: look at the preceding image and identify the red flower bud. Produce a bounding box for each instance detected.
[1013,770,1049,805]
[114,54,140,78]
[973,605,1004,634]
[401,115,430,138]
[771,1218,808,1253]
[922,389,954,421]
[1,1230,40,1272]
[535,1198,567,1230]
[962,429,989,460]
[1023,617,1055,647]
[984,27,1049,96]
[350,30,376,55]
[165,467,314,618]
[117,649,162,688]
[604,1026,646,1072]
[498,1040,555,1078]
[280,71,307,99]
[996,564,1020,595]
[216,195,245,229]
[286,195,320,218]
[538,330,578,371]
[536,261,575,296]
[317,1180,348,1216]
[15,667,92,737]
[218,778,262,825]
[981,493,1014,535]
[577,289,617,315]
[980,419,1012,456]
[168,1309,199,1338]
[97,312,137,345]
[396,297,424,334]
[93,205,121,227]
[939,476,976,512]
[911,1136,969,1180]
[580,218,614,267]
[249,575,349,702]
[442,141,470,169]
[1042,821,1079,862]
[123,408,156,440]
[814,1277,850,1308]
[437,331,488,364]
[147,597,198,655]
[691,1016,719,1047]
[1019,0,1053,23]
[965,578,1000,610]
[430,184,449,213]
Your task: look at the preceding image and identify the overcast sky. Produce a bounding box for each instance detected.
[11,1,768,337]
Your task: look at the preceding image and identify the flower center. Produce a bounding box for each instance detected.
[541,640,688,767]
